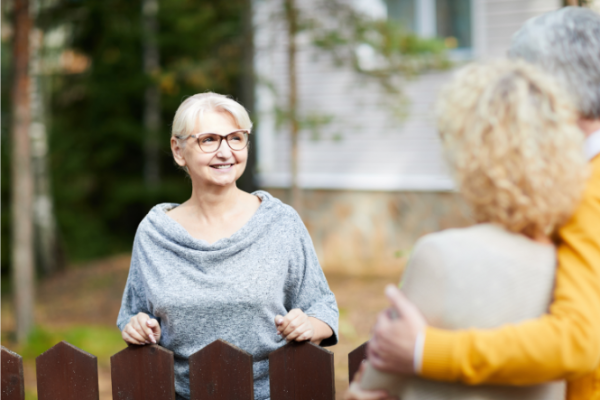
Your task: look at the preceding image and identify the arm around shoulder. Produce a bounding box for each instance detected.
[420,162,600,384]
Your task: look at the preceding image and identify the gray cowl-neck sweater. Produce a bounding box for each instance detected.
[117,191,339,400]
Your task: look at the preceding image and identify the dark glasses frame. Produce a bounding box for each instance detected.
[175,129,251,153]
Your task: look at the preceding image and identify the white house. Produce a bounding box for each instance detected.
[252,0,563,275]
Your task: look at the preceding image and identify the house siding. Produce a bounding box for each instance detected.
[253,0,561,273]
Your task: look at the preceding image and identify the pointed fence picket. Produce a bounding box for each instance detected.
[111,344,176,400]
[36,341,99,400]
[1,346,25,400]
[1,340,370,400]
[189,339,254,400]
[269,341,335,400]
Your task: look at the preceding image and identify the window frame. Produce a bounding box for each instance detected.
[386,0,475,60]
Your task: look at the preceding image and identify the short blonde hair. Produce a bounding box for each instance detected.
[436,60,587,237]
[172,92,252,145]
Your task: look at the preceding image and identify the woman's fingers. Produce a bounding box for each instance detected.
[135,312,153,336]
[122,330,143,345]
[274,314,286,335]
[292,318,315,341]
[123,324,147,344]
[122,321,161,346]
[146,319,160,343]
[295,328,314,341]
[275,309,302,335]
[286,322,312,341]
[131,316,151,342]
[275,309,316,341]
[281,311,308,337]
[284,317,314,342]
[121,313,162,346]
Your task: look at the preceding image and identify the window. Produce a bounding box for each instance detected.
[385,0,416,31]
[435,0,472,49]
[386,0,472,50]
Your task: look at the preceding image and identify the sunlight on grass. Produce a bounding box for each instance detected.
[18,325,125,366]
[1,325,125,400]
[25,388,37,400]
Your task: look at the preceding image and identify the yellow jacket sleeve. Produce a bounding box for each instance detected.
[420,156,600,385]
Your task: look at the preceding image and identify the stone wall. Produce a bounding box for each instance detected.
[264,189,474,277]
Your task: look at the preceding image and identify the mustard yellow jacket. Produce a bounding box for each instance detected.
[421,156,600,400]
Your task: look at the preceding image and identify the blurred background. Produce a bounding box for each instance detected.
[2,0,598,398]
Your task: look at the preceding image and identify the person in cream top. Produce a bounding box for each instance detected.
[348,60,588,399]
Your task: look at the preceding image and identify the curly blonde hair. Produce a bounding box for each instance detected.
[436,60,588,238]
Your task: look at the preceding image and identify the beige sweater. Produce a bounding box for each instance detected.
[362,224,565,399]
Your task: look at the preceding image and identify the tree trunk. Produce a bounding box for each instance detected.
[237,0,258,193]
[285,0,302,215]
[30,3,61,276]
[11,0,35,344]
[142,0,161,188]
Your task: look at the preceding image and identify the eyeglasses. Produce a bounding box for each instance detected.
[176,129,250,153]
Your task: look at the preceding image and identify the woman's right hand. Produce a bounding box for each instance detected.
[122,312,161,345]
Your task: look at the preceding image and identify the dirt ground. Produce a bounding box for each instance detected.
[1,254,400,399]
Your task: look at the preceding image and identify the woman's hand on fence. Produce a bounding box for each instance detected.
[275,309,314,342]
[122,312,162,345]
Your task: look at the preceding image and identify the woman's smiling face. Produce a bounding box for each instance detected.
[174,110,248,188]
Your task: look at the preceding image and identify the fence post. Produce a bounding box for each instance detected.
[111,344,176,400]
[1,346,25,400]
[269,341,334,400]
[36,341,99,400]
[189,339,254,400]
[348,341,368,382]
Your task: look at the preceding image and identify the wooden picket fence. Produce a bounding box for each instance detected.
[1,340,369,400]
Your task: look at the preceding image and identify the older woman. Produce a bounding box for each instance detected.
[117,92,339,400]
[348,60,588,400]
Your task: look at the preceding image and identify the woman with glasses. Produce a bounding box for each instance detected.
[117,92,338,400]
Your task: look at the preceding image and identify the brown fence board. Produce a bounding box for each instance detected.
[189,339,254,400]
[348,341,368,382]
[36,341,99,400]
[1,346,24,400]
[269,341,334,400]
[111,344,175,400]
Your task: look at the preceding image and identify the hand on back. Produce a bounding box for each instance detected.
[122,312,161,345]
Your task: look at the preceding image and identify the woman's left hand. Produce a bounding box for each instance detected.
[275,309,315,342]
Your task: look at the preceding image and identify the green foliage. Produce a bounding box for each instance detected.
[261,0,451,143]
[300,112,335,141]
[1,0,446,271]
[34,0,248,262]
[307,3,451,78]
[18,325,125,365]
